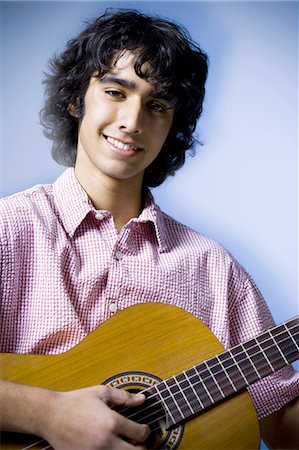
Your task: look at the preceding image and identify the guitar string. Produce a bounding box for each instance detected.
[123,328,299,425]
[133,323,299,406]
[126,329,299,424]
[129,332,299,432]
[20,325,299,450]
[22,439,45,450]
[122,327,299,433]
[22,442,51,450]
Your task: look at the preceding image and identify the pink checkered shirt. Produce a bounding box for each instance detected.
[0,168,298,419]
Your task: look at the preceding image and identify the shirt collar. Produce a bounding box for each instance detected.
[53,168,169,251]
[53,168,94,237]
[136,191,169,253]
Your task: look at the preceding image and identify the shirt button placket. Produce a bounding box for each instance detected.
[109,303,118,313]
[108,250,124,314]
[115,250,124,261]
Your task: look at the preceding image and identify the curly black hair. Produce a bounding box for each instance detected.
[40,9,208,188]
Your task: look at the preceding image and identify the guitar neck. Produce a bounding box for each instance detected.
[147,316,299,428]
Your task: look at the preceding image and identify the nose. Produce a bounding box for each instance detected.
[118,98,143,135]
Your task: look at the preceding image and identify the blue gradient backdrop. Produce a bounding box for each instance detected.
[0,2,298,447]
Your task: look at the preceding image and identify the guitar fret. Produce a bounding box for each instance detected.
[203,360,225,398]
[277,337,298,363]
[278,324,299,363]
[243,340,271,378]
[182,370,205,410]
[160,379,185,423]
[185,366,213,408]
[258,329,288,371]
[175,371,203,415]
[217,352,247,391]
[175,375,195,414]
[196,362,226,403]
[168,375,195,418]
[136,385,166,427]
[228,349,249,385]
[240,343,261,381]
[284,322,299,350]
[268,330,288,365]
[215,355,238,393]
[253,337,275,372]
[194,364,215,405]
[253,333,288,372]
[205,357,236,395]
[153,382,176,426]
[230,345,261,385]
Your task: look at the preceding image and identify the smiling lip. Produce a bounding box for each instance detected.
[104,135,143,152]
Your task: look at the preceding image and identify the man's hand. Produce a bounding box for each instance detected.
[0,380,150,450]
[44,385,150,450]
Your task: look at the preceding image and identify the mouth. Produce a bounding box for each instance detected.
[103,135,143,152]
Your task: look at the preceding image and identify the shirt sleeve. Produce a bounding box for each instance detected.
[230,272,299,420]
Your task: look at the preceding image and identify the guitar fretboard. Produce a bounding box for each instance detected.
[147,316,299,428]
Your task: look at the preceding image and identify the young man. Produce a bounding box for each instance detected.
[0,9,298,450]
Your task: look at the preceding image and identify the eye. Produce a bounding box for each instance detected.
[147,101,167,114]
[105,89,125,99]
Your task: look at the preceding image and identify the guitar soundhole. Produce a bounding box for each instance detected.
[103,371,184,450]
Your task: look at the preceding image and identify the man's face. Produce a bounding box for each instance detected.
[74,51,174,189]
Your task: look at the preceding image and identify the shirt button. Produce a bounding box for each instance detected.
[95,212,104,220]
[115,251,124,261]
[109,303,118,313]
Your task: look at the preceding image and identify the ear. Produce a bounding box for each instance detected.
[67,103,80,118]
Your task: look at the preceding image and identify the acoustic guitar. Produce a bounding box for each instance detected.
[1,303,298,450]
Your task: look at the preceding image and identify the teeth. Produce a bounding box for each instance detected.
[107,136,139,152]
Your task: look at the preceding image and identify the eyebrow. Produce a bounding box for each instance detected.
[100,76,138,91]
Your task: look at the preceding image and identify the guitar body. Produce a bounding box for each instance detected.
[1,303,260,449]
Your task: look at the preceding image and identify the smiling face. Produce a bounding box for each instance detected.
[74,51,174,193]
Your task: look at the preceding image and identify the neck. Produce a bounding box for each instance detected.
[74,166,144,233]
